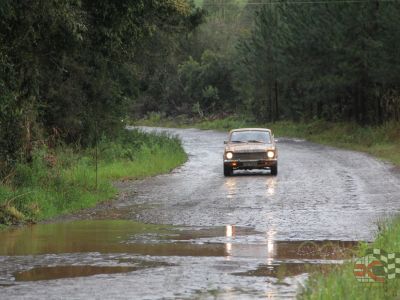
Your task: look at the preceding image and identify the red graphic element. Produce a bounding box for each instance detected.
[353,260,385,283]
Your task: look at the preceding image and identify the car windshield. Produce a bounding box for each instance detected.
[230,131,271,144]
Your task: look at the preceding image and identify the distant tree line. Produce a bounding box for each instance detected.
[149,0,400,125]
[141,0,400,124]
[237,0,400,124]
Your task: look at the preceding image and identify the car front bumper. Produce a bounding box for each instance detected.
[224,159,277,169]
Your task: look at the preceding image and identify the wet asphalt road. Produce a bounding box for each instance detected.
[123,127,400,241]
[1,126,400,299]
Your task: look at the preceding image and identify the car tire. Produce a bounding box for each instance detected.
[224,165,233,176]
[270,165,278,176]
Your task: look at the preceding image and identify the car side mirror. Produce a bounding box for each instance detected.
[224,141,228,144]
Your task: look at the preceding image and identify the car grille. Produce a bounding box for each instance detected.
[233,152,267,160]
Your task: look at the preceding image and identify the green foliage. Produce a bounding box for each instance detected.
[0,130,187,225]
[194,0,204,6]
[0,87,23,177]
[0,0,200,173]
[177,50,238,116]
[196,115,251,130]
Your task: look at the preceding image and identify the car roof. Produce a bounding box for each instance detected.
[229,128,272,134]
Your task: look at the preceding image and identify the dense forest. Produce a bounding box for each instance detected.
[0,0,203,176]
[1,0,400,177]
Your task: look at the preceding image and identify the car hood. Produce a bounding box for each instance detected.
[225,143,275,153]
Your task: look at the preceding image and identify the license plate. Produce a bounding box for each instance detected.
[242,162,257,167]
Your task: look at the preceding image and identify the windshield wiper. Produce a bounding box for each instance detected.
[230,140,245,143]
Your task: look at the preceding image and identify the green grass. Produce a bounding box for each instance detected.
[0,129,187,226]
[300,218,400,300]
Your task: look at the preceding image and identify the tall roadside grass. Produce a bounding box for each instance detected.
[0,129,187,226]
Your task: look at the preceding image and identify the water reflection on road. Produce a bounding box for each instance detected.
[224,175,277,199]
[266,177,277,196]
[224,178,237,200]
[0,220,357,299]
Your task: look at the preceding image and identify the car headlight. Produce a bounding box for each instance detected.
[226,152,233,159]
[267,150,275,158]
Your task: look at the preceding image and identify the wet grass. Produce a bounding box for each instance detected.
[0,129,187,226]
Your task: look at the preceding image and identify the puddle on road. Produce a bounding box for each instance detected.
[12,258,175,282]
[0,221,262,256]
[234,262,339,278]
[259,240,358,260]
[0,221,358,259]
[0,221,361,286]
[14,266,137,282]
[0,220,168,256]
[165,226,260,241]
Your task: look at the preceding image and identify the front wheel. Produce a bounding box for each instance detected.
[224,165,233,176]
[270,165,278,176]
